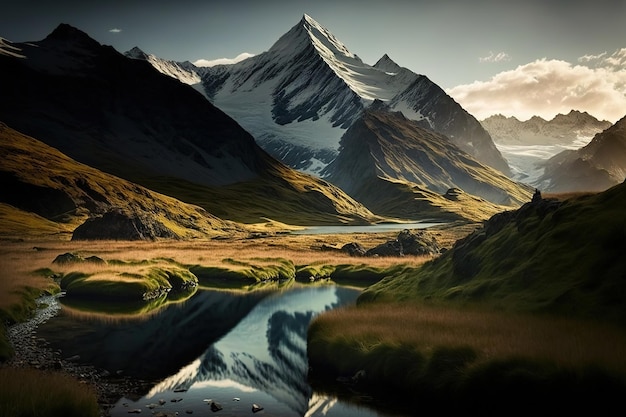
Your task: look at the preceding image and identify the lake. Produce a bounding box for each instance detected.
[291,221,444,235]
[37,286,405,417]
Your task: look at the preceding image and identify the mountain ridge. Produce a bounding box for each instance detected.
[322,107,533,221]
[0,23,380,227]
[135,14,510,177]
[482,110,612,146]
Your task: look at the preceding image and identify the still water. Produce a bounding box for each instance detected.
[38,286,402,417]
[291,222,443,235]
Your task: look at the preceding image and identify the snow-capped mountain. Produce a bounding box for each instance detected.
[481,110,612,146]
[0,24,378,226]
[481,110,614,186]
[124,46,206,96]
[537,115,626,193]
[133,14,510,177]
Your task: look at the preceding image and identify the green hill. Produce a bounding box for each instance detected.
[361,185,626,325]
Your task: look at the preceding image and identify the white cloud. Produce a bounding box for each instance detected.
[109,28,122,33]
[447,48,626,123]
[479,51,511,63]
[193,52,255,67]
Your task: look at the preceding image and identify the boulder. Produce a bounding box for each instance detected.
[365,239,403,257]
[72,209,179,240]
[341,242,367,256]
[397,229,440,256]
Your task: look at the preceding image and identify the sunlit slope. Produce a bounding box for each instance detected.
[140,159,382,225]
[361,184,626,325]
[323,108,534,222]
[0,122,244,240]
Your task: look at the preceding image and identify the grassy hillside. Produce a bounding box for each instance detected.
[138,159,383,226]
[360,184,626,324]
[308,184,626,413]
[0,122,246,240]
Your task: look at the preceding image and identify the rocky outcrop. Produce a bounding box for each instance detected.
[52,252,106,265]
[365,229,441,257]
[72,209,179,241]
[337,229,441,258]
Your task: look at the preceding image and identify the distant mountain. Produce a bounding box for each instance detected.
[133,14,510,177]
[537,115,626,193]
[0,24,378,227]
[321,107,533,221]
[481,110,612,146]
[124,46,206,95]
[0,122,243,240]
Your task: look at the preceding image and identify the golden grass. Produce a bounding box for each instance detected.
[0,367,99,417]
[0,225,463,313]
[311,303,626,373]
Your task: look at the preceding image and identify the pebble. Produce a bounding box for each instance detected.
[2,294,151,417]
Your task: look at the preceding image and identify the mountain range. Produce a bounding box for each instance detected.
[481,110,612,146]
[3,16,624,239]
[128,14,511,177]
[0,23,380,234]
[538,115,626,192]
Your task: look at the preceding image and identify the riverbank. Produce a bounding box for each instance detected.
[2,293,153,416]
[0,224,476,416]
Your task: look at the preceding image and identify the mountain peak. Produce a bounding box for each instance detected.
[373,54,402,72]
[298,14,356,59]
[43,23,105,53]
[125,46,148,60]
[46,23,96,43]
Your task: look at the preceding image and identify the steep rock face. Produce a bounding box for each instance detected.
[321,108,532,220]
[179,15,510,177]
[538,115,626,192]
[389,76,511,176]
[0,24,377,226]
[482,110,612,145]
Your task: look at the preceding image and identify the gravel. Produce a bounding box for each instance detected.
[3,294,151,417]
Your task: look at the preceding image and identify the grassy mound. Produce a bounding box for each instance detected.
[308,303,626,413]
[308,184,626,411]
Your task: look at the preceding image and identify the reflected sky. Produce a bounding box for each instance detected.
[108,286,398,416]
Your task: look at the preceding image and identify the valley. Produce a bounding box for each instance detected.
[1,11,626,417]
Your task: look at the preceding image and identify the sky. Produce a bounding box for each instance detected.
[2,0,625,123]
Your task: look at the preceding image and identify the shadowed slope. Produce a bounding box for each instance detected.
[0,24,377,226]
[0,122,243,240]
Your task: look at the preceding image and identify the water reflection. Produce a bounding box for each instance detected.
[137,286,363,416]
[39,286,399,416]
[38,289,272,380]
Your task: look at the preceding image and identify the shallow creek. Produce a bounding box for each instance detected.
[36,286,405,417]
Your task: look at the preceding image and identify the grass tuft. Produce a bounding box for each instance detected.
[0,368,99,417]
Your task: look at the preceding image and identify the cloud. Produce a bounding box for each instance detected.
[109,28,122,33]
[479,51,511,63]
[194,52,255,67]
[447,48,626,123]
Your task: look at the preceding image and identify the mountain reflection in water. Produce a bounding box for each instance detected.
[130,286,391,416]
[39,285,396,416]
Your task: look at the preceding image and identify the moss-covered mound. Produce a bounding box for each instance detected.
[360,183,626,326]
